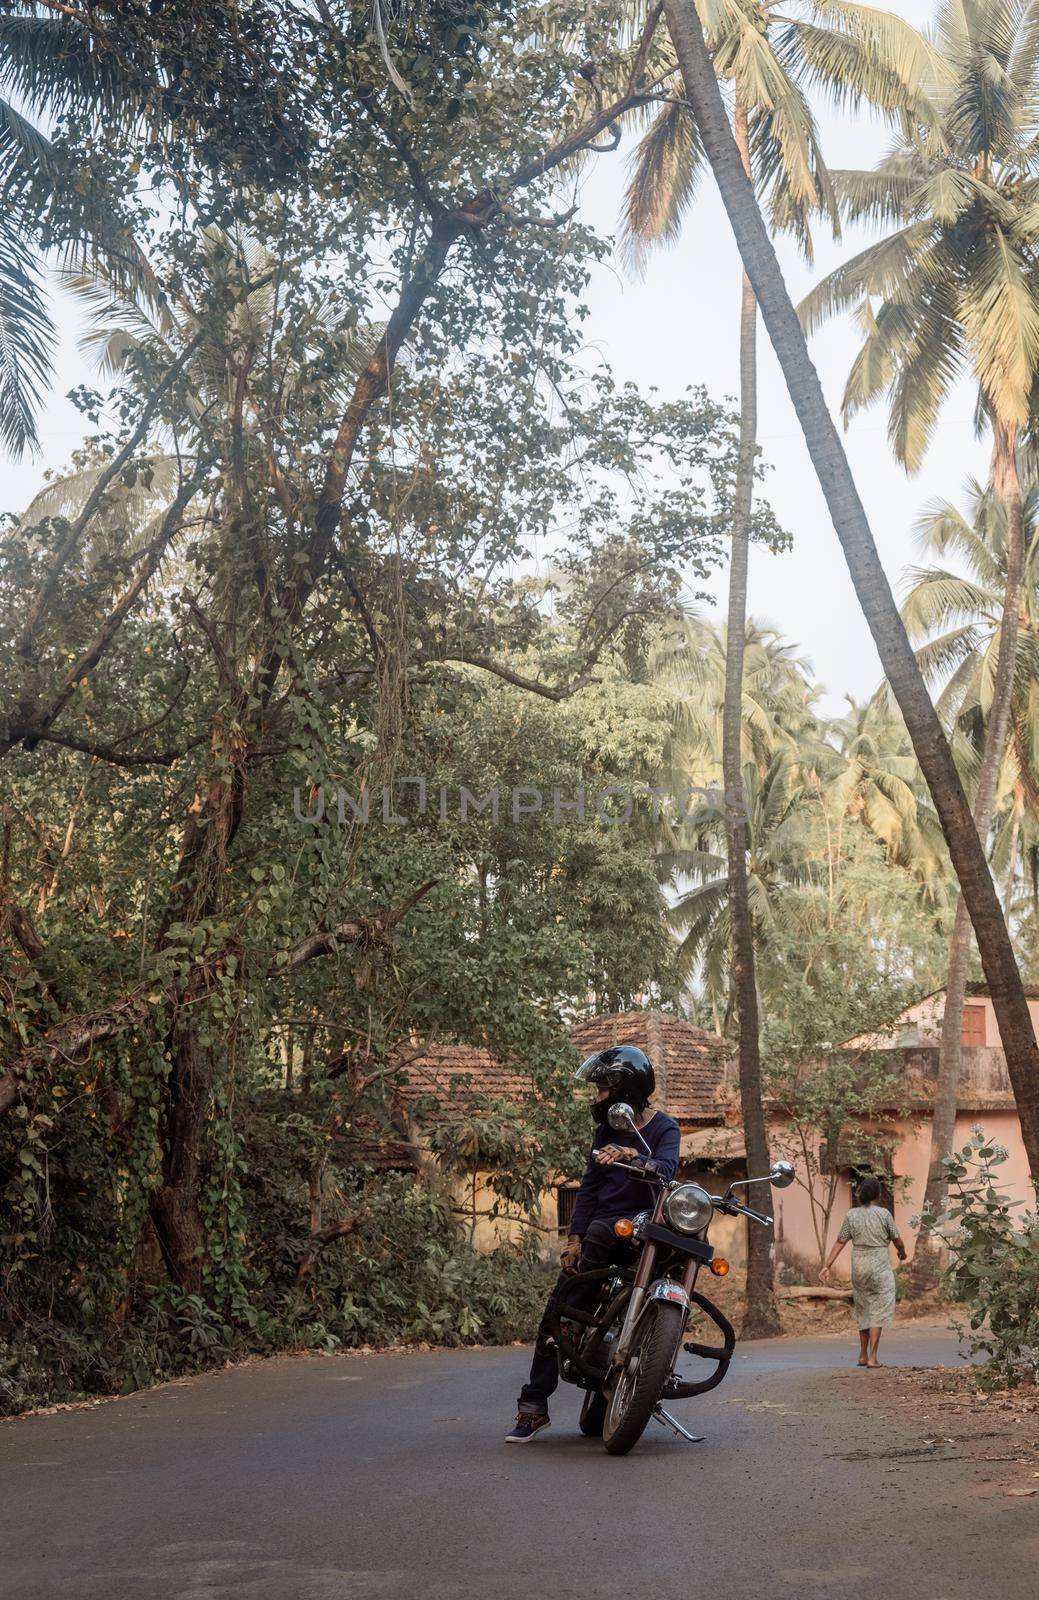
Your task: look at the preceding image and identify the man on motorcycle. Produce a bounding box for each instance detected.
[506,1044,680,1443]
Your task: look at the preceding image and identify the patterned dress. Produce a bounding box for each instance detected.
[837,1204,899,1329]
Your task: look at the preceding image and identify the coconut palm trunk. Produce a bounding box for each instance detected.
[724,97,780,1337]
[913,423,1028,1281]
[661,0,1039,1179]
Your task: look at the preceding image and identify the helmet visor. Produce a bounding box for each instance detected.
[574,1052,626,1086]
[574,1053,604,1082]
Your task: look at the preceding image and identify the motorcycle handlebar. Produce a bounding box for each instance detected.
[581,1163,774,1226]
[721,1198,773,1227]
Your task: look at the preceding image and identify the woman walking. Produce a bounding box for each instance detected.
[820,1177,907,1367]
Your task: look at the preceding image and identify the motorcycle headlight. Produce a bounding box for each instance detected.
[664,1183,714,1235]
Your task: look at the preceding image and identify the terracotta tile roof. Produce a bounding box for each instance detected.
[680,1126,746,1163]
[570,1010,731,1125]
[395,1015,732,1128]
[343,1113,420,1172]
[395,1044,536,1117]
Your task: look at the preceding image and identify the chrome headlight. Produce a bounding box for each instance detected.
[664,1183,714,1235]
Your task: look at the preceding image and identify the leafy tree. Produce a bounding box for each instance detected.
[938,1128,1039,1386]
[1,0,773,1399]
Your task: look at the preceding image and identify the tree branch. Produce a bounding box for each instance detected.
[0,882,437,1116]
[2,468,207,759]
[267,879,437,978]
[296,1206,368,1285]
[26,729,205,769]
[17,331,204,661]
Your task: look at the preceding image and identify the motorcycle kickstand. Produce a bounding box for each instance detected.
[652,1405,705,1444]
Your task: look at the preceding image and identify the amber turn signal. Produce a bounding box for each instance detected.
[614,1218,635,1239]
[710,1257,730,1276]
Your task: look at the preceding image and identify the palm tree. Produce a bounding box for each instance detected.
[658,627,949,1006]
[653,615,821,771]
[901,471,1039,1270]
[798,4,1039,1204]
[0,7,149,455]
[626,0,934,1335]
[826,694,948,897]
[658,0,1039,1184]
[664,751,818,1019]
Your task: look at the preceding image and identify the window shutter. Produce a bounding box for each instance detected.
[556,1185,578,1235]
[961,1004,986,1048]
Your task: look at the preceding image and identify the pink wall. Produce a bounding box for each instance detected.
[897,993,1039,1048]
[770,1111,1033,1280]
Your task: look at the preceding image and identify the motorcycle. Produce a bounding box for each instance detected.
[549,1101,795,1455]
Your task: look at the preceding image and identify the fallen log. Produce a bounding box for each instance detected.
[779,1285,852,1301]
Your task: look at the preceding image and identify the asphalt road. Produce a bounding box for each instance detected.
[2,1324,1034,1600]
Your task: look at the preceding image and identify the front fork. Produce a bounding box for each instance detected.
[611,1238,701,1366]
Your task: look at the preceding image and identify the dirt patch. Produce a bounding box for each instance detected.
[701,1268,942,1338]
[845,1363,1039,1497]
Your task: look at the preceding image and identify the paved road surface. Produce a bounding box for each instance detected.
[2,1324,1034,1600]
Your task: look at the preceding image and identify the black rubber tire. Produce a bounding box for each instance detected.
[602,1302,685,1456]
[578,1389,608,1437]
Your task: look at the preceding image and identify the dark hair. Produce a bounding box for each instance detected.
[857,1176,882,1206]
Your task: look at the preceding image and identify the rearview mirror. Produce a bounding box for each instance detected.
[769,1161,795,1189]
[607,1102,636,1133]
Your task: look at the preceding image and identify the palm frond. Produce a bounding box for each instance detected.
[620,102,704,268]
[902,567,995,635]
[959,223,1039,427]
[0,221,53,455]
[797,219,936,336]
[0,14,137,124]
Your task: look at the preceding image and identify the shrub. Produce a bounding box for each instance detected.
[938,1131,1039,1387]
[1,1148,556,1417]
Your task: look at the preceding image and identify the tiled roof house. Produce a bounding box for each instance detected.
[393,1011,733,1135]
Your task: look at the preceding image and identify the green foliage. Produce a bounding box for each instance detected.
[655,617,954,1024]
[802,0,1039,462]
[938,1130,1039,1387]
[0,1145,553,1418]
[2,0,746,1412]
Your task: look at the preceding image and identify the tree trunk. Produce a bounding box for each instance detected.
[662,0,1039,1180]
[149,1014,213,1293]
[150,716,247,1292]
[725,98,780,1339]
[912,421,1027,1284]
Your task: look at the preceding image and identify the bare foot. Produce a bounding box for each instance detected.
[866,1359,881,1368]
[857,1358,868,1367]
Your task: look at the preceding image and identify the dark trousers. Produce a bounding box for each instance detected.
[517,1218,637,1415]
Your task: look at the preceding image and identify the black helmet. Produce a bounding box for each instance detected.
[575,1045,655,1106]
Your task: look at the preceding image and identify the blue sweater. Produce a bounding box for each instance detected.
[569,1111,681,1239]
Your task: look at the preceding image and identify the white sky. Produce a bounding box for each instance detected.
[5,1,983,717]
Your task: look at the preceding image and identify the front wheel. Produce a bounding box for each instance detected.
[602,1302,685,1456]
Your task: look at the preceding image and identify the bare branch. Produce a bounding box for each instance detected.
[498,203,580,229]
[27,729,205,769]
[2,467,208,759]
[17,331,204,661]
[296,1206,368,1285]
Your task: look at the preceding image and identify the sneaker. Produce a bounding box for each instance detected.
[505,1412,551,1444]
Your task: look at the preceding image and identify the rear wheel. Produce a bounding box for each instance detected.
[578,1388,608,1437]
[602,1302,685,1456]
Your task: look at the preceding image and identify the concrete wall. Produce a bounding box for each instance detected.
[442,1170,558,1253]
[771,1109,1033,1279]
